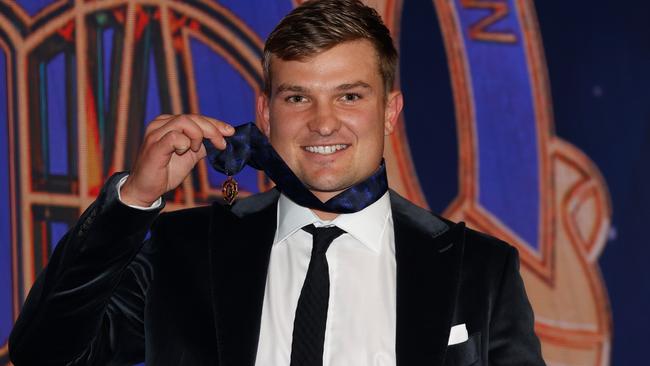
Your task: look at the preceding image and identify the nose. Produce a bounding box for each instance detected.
[308,102,341,136]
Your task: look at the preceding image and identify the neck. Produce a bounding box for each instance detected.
[310,190,342,221]
[311,208,339,221]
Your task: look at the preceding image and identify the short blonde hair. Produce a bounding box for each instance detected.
[262,0,398,96]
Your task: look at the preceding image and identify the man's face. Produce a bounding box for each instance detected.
[257,39,403,202]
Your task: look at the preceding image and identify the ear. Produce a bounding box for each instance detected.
[384,90,404,135]
[256,92,271,137]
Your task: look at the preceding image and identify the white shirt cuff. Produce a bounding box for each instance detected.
[116,175,163,210]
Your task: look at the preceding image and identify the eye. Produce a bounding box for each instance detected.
[286,95,308,103]
[340,93,361,102]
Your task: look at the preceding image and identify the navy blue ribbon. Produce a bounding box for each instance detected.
[204,122,388,213]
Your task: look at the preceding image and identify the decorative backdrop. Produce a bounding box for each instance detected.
[1,0,645,365]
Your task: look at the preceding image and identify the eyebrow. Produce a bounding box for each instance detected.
[275,81,372,94]
[336,81,371,91]
[275,84,308,94]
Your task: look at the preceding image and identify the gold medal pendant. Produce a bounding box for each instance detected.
[222,175,239,205]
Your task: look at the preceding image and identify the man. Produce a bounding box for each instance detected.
[9,0,545,365]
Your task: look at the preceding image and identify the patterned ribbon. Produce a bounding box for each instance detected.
[203,122,388,213]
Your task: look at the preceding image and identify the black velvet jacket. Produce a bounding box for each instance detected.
[9,173,545,365]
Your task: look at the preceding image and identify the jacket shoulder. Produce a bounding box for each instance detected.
[463,226,517,257]
[459,226,520,287]
[389,189,516,257]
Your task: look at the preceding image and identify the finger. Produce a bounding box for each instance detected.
[184,114,223,147]
[154,130,193,162]
[185,114,230,149]
[196,144,207,160]
[144,114,176,134]
[196,115,235,136]
[151,116,206,152]
[152,113,174,121]
[186,114,233,139]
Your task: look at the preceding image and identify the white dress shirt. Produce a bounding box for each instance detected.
[255,193,396,366]
[116,177,397,365]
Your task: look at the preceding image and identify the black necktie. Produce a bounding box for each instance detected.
[290,224,346,366]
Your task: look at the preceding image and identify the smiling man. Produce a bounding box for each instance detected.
[9,1,545,365]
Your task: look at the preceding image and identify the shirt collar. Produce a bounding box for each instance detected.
[275,191,391,253]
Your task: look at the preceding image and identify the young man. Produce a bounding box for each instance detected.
[9,0,545,365]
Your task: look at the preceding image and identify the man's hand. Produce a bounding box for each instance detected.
[120,114,234,207]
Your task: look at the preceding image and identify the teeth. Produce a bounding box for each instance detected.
[304,144,348,155]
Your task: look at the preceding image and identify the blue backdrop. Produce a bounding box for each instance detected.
[0,1,647,364]
[537,1,650,363]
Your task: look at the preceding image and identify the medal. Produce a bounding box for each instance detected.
[222,175,238,205]
[206,123,386,212]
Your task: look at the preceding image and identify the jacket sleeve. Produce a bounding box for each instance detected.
[488,246,546,365]
[9,172,163,366]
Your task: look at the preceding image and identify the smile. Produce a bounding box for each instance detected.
[303,144,349,155]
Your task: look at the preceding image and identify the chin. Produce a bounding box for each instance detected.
[302,175,354,194]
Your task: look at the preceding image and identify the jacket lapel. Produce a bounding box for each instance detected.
[390,191,466,366]
[208,189,280,366]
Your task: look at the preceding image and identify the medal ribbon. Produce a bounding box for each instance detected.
[203,122,388,213]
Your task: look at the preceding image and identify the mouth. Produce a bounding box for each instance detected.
[302,144,350,155]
